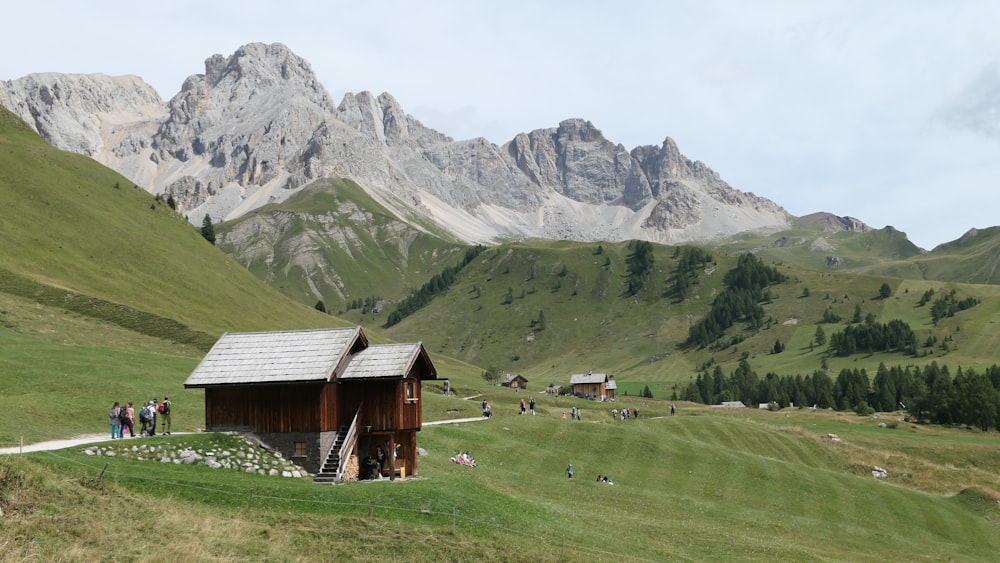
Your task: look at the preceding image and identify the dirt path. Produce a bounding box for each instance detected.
[423,417,487,426]
[0,419,491,455]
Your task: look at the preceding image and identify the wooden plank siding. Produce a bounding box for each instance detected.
[571,382,606,398]
[338,378,423,433]
[206,383,329,432]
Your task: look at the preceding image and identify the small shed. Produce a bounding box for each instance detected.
[184,326,436,482]
[569,372,609,400]
[501,373,529,390]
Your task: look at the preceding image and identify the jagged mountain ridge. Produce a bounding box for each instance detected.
[0,41,797,245]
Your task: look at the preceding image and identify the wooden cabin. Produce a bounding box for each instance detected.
[501,373,529,390]
[569,372,609,400]
[183,327,436,482]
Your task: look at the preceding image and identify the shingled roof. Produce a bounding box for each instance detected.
[184,327,363,387]
[340,343,431,380]
[570,372,608,385]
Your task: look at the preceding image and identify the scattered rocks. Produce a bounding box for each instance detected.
[80,436,305,478]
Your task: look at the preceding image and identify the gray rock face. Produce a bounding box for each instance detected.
[797,212,872,233]
[0,42,792,244]
[0,72,165,157]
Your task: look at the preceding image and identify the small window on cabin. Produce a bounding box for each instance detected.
[405,381,418,403]
[293,441,307,457]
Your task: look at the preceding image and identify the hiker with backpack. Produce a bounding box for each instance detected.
[121,401,135,438]
[158,396,172,435]
[145,400,158,436]
[109,402,122,439]
[138,401,149,436]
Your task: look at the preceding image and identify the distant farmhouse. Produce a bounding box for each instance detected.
[569,372,611,401]
[501,373,528,390]
[184,327,436,483]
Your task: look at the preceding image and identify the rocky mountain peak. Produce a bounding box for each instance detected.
[1,42,794,245]
[556,118,605,143]
[0,73,164,156]
[158,42,335,158]
[201,42,325,93]
[336,90,450,148]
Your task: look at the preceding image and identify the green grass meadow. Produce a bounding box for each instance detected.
[5,399,1000,561]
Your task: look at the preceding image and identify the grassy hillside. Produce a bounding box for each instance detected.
[4,402,1000,561]
[0,106,339,339]
[714,224,922,273]
[379,240,1000,398]
[216,178,466,315]
[861,226,1000,284]
[208,181,1000,396]
[0,106,352,445]
[715,221,1000,287]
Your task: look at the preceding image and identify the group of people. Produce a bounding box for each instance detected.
[108,396,171,438]
[449,450,477,467]
[482,400,493,418]
[518,396,536,415]
[562,406,583,420]
[361,441,403,479]
[610,407,639,421]
[595,474,614,485]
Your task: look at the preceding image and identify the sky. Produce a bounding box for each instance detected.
[5,0,1000,249]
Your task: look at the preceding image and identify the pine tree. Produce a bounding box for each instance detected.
[879,283,892,299]
[814,325,826,346]
[200,214,216,244]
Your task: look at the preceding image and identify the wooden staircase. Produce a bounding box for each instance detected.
[314,405,362,484]
[314,426,349,483]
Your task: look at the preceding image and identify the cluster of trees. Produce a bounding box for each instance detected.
[820,307,842,323]
[384,245,485,327]
[668,246,714,300]
[624,240,654,296]
[681,361,1000,431]
[828,318,917,356]
[928,289,980,324]
[685,253,786,348]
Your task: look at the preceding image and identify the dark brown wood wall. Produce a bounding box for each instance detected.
[337,378,424,432]
[205,384,327,433]
[339,380,397,431]
[203,376,427,436]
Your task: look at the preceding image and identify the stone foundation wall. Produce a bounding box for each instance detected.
[254,431,321,474]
